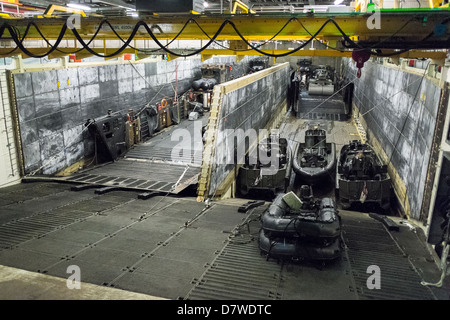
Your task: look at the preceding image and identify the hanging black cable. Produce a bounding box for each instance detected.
[25,20,101,55]
[104,18,200,54]
[0,22,68,58]
[0,18,326,59]
[110,17,301,54]
[295,16,418,54]
[0,16,448,59]
[2,23,31,56]
[225,18,334,57]
[190,17,302,52]
[69,19,230,58]
[46,20,107,54]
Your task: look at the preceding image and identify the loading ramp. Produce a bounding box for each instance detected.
[34,116,208,195]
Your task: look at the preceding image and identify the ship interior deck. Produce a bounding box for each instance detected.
[0,109,449,300]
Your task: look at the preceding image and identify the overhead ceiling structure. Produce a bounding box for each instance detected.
[19,0,135,9]
[17,0,353,12]
[15,0,135,15]
[0,0,448,60]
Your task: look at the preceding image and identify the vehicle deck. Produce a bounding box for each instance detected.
[0,181,448,300]
[0,114,448,300]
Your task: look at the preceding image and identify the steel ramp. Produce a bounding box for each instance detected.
[60,116,207,194]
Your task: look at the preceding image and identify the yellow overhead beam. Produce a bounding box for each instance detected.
[0,47,446,60]
[0,11,448,60]
[0,47,139,59]
[199,48,448,60]
[200,48,353,59]
[381,49,448,59]
[2,11,449,42]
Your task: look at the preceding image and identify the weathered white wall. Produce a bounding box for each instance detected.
[13,58,204,176]
[208,63,290,195]
[12,55,256,176]
[0,69,20,188]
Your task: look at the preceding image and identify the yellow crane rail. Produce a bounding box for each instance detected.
[0,11,448,42]
[0,10,448,59]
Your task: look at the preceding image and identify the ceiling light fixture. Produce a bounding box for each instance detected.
[67,3,92,11]
[203,1,209,8]
[126,8,138,16]
[334,0,344,4]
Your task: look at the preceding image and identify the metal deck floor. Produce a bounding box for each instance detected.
[0,182,448,300]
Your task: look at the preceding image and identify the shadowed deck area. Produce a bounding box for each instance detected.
[0,181,448,300]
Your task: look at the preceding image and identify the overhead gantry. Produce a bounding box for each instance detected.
[0,9,449,60]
